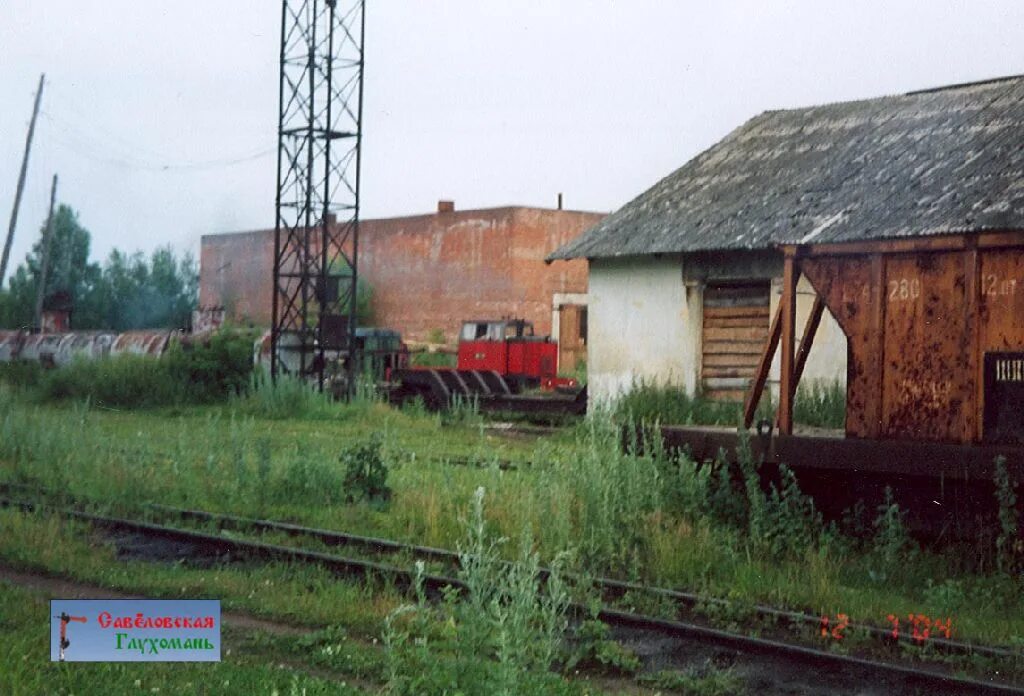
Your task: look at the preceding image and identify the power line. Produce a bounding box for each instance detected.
[40,109,274,172]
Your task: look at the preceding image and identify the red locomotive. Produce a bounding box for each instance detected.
[454,318,574,391]
[390,318,584,413]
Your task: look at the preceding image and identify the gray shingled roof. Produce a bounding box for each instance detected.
[549,75,1024,260]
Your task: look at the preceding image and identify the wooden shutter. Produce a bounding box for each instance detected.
[702,282,770,401]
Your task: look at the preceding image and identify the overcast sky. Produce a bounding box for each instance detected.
[1,1,1022,278]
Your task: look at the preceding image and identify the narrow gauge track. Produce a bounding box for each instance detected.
[1,492,1021,694]
[1,480,1012,662]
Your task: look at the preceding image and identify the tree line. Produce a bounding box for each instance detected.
[0,204,197,331]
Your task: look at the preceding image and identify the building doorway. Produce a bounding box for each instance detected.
[701,281,770,401]
[558,304,587,375]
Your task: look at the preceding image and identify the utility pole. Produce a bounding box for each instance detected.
[1,73,46,288]
[34,174,58,330]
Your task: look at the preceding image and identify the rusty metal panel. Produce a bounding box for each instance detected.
[804,243,1024,445]
[979,249,1024,442]
[19,334,64,364]
[110,332,170,357]
[879,253,971,441]
[53,333,117,367]
[0,331,25,362]
[800,257,875,437]
[979,249,1024,351]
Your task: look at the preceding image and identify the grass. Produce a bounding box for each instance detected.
[614,380,746,427]
[0,382,1021,656]
[793,379,846,429]
[0,602,372,696]
[35,354,189,408]
[0,509,637,695]
[614,378,846,430]
[230,371,344,420]
[0,582,367,696]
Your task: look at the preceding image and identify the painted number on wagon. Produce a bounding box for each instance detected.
[982,274,1018,297]
[888,278,921,302]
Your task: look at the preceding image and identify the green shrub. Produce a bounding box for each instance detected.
[165,330,255,401]
[869,487,916,582]
[38,355,185,408]
[564,618,641,675]
[761,464,823,558]
[25,330,255,408]
[0,362,43,391]
[705,450,747,528]
[341,433,390,503]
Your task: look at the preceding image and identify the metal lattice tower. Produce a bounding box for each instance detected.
[272,0,364,394]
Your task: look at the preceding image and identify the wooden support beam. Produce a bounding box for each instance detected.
[742,300,783,428]
[866,254,886,438]
[964,244,982,443]
[778,256,798,435]
[802,234,966,258]
[977,231,1024,249]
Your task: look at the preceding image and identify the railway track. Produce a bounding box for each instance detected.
[1,487,1021,694]
[2,480,1014,662]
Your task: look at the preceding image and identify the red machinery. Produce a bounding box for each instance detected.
[390,318,584,414]
[454,319,574,391]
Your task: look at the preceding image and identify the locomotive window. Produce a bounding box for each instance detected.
[461,323,489,340]
[503,322,534,338]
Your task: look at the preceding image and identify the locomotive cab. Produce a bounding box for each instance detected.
[457,319,560,390]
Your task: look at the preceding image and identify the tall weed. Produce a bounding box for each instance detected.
[234,371,339,420]
[383,488,572,695]
[533,415,667,572]
[792,379,845,429]
[869,487,917,582]
[994,456,1022,574]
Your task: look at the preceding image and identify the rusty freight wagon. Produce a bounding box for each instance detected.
[549,74,1024,536]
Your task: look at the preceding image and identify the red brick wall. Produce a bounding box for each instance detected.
[199,207,600,342]
[199,229,274,325]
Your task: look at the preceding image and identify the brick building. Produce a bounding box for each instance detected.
[200,203,602,369]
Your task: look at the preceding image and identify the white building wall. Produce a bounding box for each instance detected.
[767,276,848,399]
[587,253,848,406]
[588,256,695,403]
